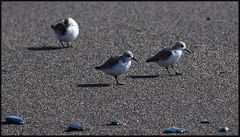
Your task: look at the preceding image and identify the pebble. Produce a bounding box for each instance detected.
[207,17,211,21]
[110,119,126,126]
[218,126,230,132]
[135,26,145,32]
[5,115,25,124]
[163,126,187,133]
[67,123,88,131]
[200,118,210,124]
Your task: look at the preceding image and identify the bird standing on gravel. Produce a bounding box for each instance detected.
[51,18,79,48]
[95,51,138,85]
[146,41,191,76]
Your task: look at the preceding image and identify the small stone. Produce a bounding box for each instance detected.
[135,26,145,32]
[200,118,210,124]
[5,115,25,124]
[110,119,126,126]
[163,126,187,133]
[218,127,230,132]
[207,17,211,21]
[67,123,87,131]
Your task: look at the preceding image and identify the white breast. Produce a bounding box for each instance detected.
[157,50,182,67]
[54,25,79,42]
[103,60,131,76]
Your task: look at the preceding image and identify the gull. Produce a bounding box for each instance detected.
[51,17,79,48]
[146,41,191,76]
[95,51,137,85]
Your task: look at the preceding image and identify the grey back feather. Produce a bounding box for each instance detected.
[97,56,121,69]
[146,48,172,62]
[51,23,67,35]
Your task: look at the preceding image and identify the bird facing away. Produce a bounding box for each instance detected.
[51,18,79,48]
[95,51,138,85]
[146,41,191,76]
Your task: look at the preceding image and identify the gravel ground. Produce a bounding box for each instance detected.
[1,1,238,135]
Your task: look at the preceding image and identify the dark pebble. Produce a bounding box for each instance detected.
[5,115,25,124]
[163,126,187,133]
[110,119,126,126]
[218,127,230,132]
[135,26,145,32]
[200,118,210,124]
[207,17,211,21]
[67,123,87,131]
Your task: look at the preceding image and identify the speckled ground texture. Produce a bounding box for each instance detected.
[1,1,238,135]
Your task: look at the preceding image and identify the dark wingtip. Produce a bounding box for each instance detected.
[146,59,151,62]
[146,57,155,62]
[95,66,101,70]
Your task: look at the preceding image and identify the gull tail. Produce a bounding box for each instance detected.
[95,66,102,70]
[51,24,55,29]
[146,58,154,62]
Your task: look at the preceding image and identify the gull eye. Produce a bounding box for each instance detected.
[64,19,68,25]
[126,53,132,57]
[178,43,184,48]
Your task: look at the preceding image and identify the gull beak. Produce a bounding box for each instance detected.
[132,57,138,62]
[185,48,191,54]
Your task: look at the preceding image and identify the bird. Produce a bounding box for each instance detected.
[51,17,79,48]
[146,41,191,76]
[95,51,137,85]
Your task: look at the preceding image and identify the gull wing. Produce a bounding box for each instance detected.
[146,48,172,62]
[51,23,67,35]
[95,56,121,70]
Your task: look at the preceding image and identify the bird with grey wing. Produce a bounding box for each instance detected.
[51,18,79,48]
[146,41,191,76]
[95,51,138,85]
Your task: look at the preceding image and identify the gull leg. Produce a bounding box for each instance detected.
[67,42,73,48]
[115,75,124,85]
[67,42,70,47]
[60,41,65,48]
[171,65,182,75]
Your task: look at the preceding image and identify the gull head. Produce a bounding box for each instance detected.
[172,41,191,53]
[63,18,78,27]
[123,51,138,61]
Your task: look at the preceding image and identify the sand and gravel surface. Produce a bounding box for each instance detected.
[1,1,238,135]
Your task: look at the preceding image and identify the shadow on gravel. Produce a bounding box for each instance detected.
[128,74,181,79]
[63,129,90,132]
[127,74,160,79]
[77,83,111,88]
[1,121,9,125]
[1,121,22,125]
[27,46,68,51]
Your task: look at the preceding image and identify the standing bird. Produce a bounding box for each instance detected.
[51,18,79,48]
[146,41,191,76]
[95,51,138,85]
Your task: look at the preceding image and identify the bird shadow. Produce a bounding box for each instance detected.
[27,46,70,51]
[63,129,90,132]
[127,74,160,79]
[1,121,22,125]
[77,83,111,88]
[1,121,9,125]
[128,74,181,79]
